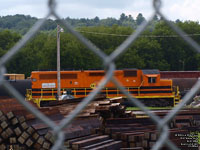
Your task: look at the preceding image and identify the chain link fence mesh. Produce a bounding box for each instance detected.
[1,0,200,149]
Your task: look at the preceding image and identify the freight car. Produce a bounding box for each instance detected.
[160,71,200,97]
[0,79,31,98]
[0,74,29,98]
[26,69,180,107]
[160,71,200,78]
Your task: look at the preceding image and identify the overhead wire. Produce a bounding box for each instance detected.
[76,30,200,38]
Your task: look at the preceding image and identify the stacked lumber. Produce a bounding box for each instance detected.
[0,110,54,150]
[95,118,156,149]
[52,97,200,150]
[95,97,126,119]
[1,97,200,149]
[65,134,122,150]
[95,107,200,150]
[31,115,102,141]
[0,98,37,114]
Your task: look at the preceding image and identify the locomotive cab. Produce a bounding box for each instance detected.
[141,70,159,86]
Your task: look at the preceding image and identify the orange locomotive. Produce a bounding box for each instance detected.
[26,69,180,107]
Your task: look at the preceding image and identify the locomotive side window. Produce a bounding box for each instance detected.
[148,77,156,83]
[39,74,77,79]
[89,72,105,76]
[61,74,77,79]
[40,74,57,79]
[124,70,137,77]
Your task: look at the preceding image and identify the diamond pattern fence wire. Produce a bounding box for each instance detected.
[1,0,200,150]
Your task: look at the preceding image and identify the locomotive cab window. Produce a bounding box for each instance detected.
[148,77,156,83]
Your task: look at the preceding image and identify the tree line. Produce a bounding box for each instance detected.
[0,14,146,34]
[0,14,200,77]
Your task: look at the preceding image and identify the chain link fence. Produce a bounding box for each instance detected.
[1,0,200,149]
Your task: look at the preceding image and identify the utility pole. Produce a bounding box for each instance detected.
[57,24,61,100]
[179,60,185,71]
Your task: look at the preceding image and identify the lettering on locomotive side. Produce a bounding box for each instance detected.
[42,83,56,88]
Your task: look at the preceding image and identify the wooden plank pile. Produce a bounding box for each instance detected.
[1,97,200,149]
[0,110,54,150]
[65,134,122,150]
[94,97,126,120]
[90,116,200,150]
[93,107,200,150]
[0,97,103,149]
[93,117,155,149]
[50,96,200,150]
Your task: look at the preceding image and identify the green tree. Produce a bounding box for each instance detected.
[136,13,146,25]
[0,30,21,51]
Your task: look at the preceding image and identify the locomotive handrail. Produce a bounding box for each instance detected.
[106,88,108,97]
[138,87,140,96]
[28,85,178,103]
[84,88,87,96]
[26,89,32,100]
[52,89,54,97]
[74,88,76,97]
[138,80,144,96]
[128,87,129,94]
[117,88,119,96]
[41,89,43,98]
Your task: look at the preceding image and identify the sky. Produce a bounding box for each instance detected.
[0,0,200,21]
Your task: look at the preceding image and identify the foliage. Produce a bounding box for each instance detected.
[0,14,200,77]
[0,13,142,34]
